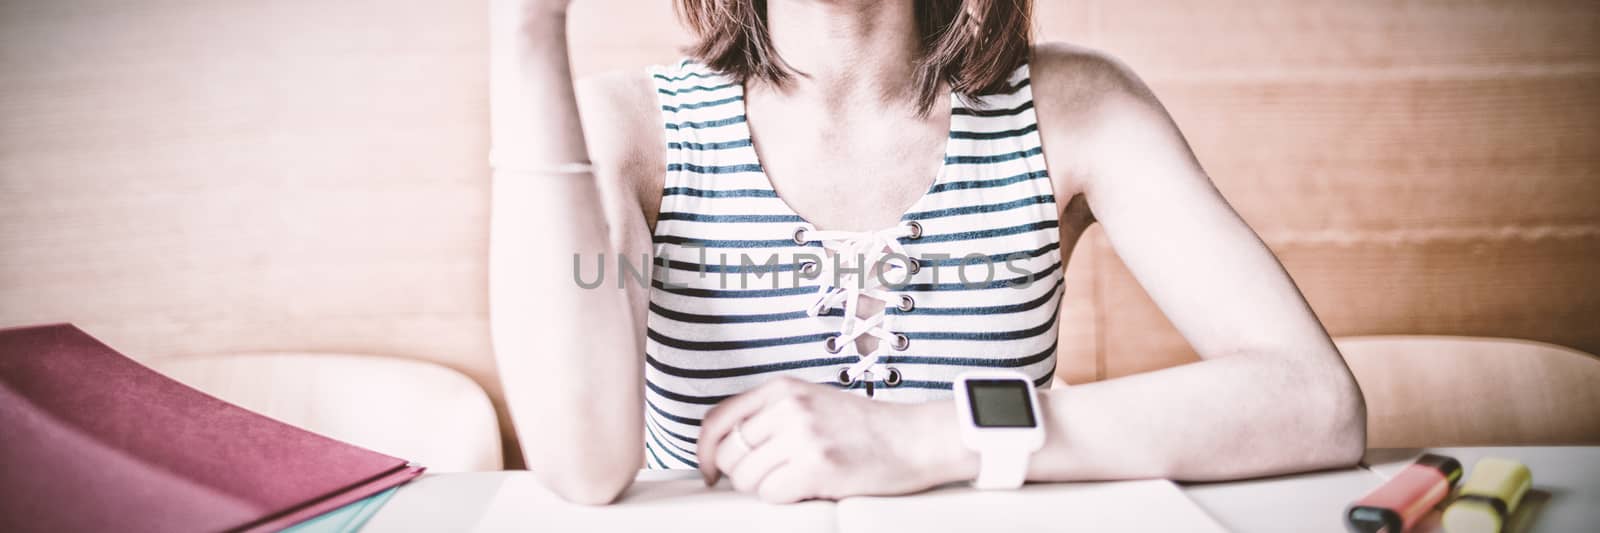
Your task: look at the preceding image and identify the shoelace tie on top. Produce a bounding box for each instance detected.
[794,221,923,388]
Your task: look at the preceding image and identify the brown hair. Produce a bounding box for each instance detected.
[675,0,1033,115]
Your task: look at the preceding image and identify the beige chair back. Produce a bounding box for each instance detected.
[149,353,504,472]
[1341,336,1600,447]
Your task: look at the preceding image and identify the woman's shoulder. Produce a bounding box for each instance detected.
[1028,43,1163,123]
[1027,43,1185,197]
[1027,43,1179,153]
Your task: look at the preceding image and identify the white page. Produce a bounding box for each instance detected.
[1185,467,1383,533]
[373,471,1225,532]
[837,479,1226,533]
[466,471,837,533]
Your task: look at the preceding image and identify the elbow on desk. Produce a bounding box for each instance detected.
[528,455,638,505]
[1310,360,1369,470]
[1245,354,1369,475]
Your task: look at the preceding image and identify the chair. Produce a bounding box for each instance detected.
[1338,336,1600,448]
[147,353,503,472]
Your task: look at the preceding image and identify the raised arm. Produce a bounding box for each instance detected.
[488,0,658,504]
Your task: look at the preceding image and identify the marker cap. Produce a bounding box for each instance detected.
[1441,457,1532,533]
[1347,454,1463,533]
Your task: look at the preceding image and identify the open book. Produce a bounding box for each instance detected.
[0,324,424,532]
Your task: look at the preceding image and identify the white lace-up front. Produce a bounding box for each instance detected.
[795,221,923,389]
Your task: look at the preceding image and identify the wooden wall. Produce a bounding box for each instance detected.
[0,0,499,429]
[567,0,1600,382]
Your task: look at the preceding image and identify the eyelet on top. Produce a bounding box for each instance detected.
[792,227,809,245]
[905,258,921,275]
[884,367,903,387]
[905,221,924,239]
[893,333,910,351]
[824,335,843,354]
[896,294,915,312]
[799,260,819,275]
[836,367,854,385]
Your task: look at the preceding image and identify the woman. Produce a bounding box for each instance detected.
[490,0,1366,505]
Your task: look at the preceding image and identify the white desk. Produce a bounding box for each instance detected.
[361,447,1599,532]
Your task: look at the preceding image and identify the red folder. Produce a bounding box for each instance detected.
[0,324,424,532]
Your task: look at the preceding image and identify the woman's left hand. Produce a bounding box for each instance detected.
[697,377,974,503]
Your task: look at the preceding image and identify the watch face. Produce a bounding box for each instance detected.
[965,379,1036,428]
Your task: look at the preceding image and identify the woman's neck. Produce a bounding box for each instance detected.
[763,0,922,108]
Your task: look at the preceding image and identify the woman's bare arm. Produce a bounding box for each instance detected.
[1014,44,1367,481]
[488,0,657,504]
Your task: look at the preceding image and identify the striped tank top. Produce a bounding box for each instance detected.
[643,59,1062,470]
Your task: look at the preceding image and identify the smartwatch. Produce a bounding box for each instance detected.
[953,370,1045,490]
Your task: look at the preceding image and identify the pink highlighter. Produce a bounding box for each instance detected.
[1346,454,1464,533]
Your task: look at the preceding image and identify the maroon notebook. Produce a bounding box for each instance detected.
[0,324,424,532]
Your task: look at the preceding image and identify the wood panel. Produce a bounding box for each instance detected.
[1162,73,1600,234]
[0,0,511,459]
[1032,0,1600,376]
[0,0,493,371]
[1099,233,1600,377]
[1038,0,1600,76]
[1056,225,1101,384]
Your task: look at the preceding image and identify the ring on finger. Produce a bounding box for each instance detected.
[733,423,754,449]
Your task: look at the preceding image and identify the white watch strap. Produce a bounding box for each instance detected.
[974,449,1030,490]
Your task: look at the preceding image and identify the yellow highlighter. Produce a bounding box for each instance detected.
[1441,457,1532,533]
